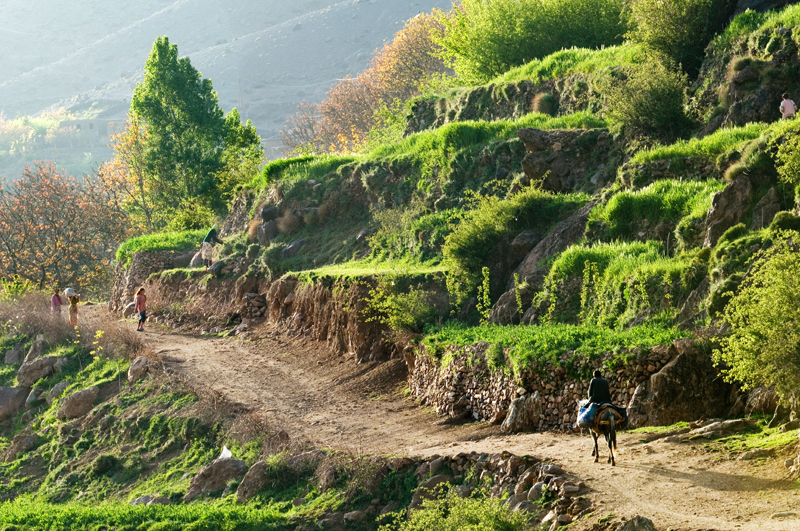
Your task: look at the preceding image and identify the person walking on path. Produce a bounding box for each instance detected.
[201,226,225,267]
[135,288,147,332]
[781,93,796,119]
[51,288,64,316]
[588,369,612,405]
[67,292,79,327]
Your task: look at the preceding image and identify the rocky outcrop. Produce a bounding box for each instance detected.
[46,381,69,406]
[0,387,28,421]
[4,343,23,364]
[57,386,99,420]
[23,337,45,364]
[745,386,780,415]
[221,192,255,238]
[750,187,782,230]
[3,431,39,462]
[704,175,753,247]
[184,458,248,501]
[627,340,738,427]
[501,392,542,433]
[127,357,152,384]
[518,128,615,193]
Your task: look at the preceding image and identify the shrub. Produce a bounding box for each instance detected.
[165,202,215,232]
[626,0,738,75]
[600,58,691,141]
[769,211,800,232]
[772,121,800,186]
[432,0,627,84]
[532,92,557,116]
[714,236,800,401]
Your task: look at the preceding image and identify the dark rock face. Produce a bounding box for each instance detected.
[704,175,753,247]
[628,340,737,427]
[184,458,248,501]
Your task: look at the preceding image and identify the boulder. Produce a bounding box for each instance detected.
[130,495,154,506]
[208,260,227,276]
[56,386,99,420]
[343,511,366,522]
[189,252,204,268]
[745,386,779,416]
[260,205,279,222]
[4,344,23,365]
[409,474,454,510]
[257,220,279,246]
[501,391,542,433]
[127,357,151,384]
[3,432,39,462]
[122,301,137,319]
[0,387,28,421]
[510,230,542,260]
[17,357,67,388]
[173,251,194,269]
[677,277,710,325]
[147,497,171,505]
[628,340,736,427]
[489,286,534,325]
[281,238,306,259]
[23,338,45,364]
[750,188,782,230]
[46,381,70,406]
[184,458,248,501]
[236,460,269,503]
[704,175,753,247]
[617,516,657,531]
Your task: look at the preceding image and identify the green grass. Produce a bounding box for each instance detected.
[712,4,800,52]
[0,498,289,531]
[293,257,446,284]
[629,122,769,166]
[494,43,646,85]
[244,154,358,194]
[590,179,725,240]
[116,230,206,266]
[422,321,685,374]
[702,417,799,457]
[629,421,690,434]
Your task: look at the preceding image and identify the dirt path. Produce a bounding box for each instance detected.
[140,324,799,531]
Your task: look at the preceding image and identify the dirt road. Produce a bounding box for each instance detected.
[141,324,799,531]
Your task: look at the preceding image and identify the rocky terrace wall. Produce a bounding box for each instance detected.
[109,250,194,313]
[409,338,739,431]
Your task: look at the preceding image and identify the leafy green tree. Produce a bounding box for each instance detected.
[714,235,800,403]
[625,0,738,75]
[433,0,626,85]
[129,36,263,219]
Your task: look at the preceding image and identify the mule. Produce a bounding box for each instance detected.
[590,405,622,466]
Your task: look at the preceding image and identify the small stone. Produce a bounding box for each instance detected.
[130,495,154,506]
[147,497,171,506]
[292,497,305,506]
[343,510,366,522]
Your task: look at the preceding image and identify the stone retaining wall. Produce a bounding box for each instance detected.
[109,250,195,313]
[409,338,738,430]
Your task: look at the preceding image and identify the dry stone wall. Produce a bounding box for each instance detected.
[409,339,738,431]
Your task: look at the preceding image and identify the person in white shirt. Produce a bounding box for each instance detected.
[780,93,796,119]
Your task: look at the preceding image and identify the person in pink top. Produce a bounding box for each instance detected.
[780,93,796,119]
[135,288,147,332]
[50,288,64,316]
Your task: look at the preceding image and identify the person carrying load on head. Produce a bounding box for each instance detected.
[588,369,612,405]
[201,226,225,267]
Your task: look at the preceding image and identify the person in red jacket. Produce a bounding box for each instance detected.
[135,288,147,332]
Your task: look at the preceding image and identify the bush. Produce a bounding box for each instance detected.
[772,121,800,186]
[769,211,800,232]
[432,0,627,84]
[165,203,215,232]
[626,0,738,75]
[714,236,800,401]
[601,58,691,141]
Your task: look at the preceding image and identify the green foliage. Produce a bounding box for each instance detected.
[116,230,205,266]
[423,321,684,374]
[772,121,800,187]
[432,0,627,84]
[442,186,588,305]
[165,202,216,232]
[294,257,446,284]
[130,37,263,216]
[600,58,691,140]
[381,490,529,531]
[715,236,800,401]
[245,155,356,195]
[0,275,34,301]
[366,277,447,335]
[626,0,738,75]
[590,180,724,241]
[769,211,800,232]
[476,267,492,323]
[711,4,800,53]
[495,44,647,85]
[369,203,460,262]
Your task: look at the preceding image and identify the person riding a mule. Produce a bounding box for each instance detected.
[577,370,628,466]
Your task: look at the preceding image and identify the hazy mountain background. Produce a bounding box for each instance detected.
[0,0,452,177]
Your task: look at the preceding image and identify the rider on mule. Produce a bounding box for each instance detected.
[588,369,612,405]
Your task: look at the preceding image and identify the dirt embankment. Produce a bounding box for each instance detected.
[131,316,800,531]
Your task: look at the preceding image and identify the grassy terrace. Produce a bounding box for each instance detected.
[116,230,205,266]
[422,322,685,373]
[293,257,446,284]
[712,4,800,52]
[493,43,646,85]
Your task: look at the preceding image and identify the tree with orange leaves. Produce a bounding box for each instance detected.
[283,12,447,154]
[0,161,130,296]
